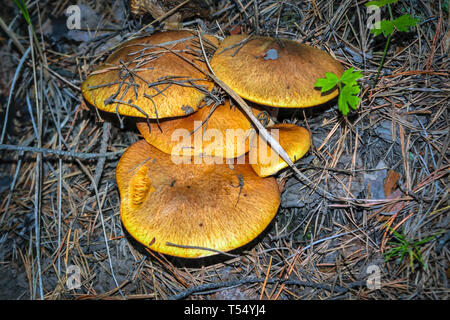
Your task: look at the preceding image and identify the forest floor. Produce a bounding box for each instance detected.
[0,0,448,300]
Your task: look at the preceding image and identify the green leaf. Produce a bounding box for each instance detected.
[365,0,398,8]
[315,69,362,116]
[13,0,31,25]
[340,68,363,86]
[370,19,395,36]
[369,14,418,36]
[338,83,361,116]
[414,230,444,246]
[393,14,419,32]
[314,72,339,92]
[382,226,441,271]
[443,0,449,13]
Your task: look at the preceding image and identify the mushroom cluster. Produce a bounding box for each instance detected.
[82,30,343,258]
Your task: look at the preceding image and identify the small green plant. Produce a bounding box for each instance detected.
[13,0,31,25]
[443,1,449,14]
[314,67,363,116]
[383,226,443,271]
[13,0,45,58]
[366,0,419,85]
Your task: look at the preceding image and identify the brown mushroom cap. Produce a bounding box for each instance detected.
[136,99,268,159]
[210,35,344,108]
[81,31,218,119]
[249,123,311,177]
[117,139,280,258]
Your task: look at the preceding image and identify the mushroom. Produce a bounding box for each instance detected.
[81,31,218,119]
[208,35,343,177]
[136,99,269,159]
[210,35,344,108]
[116,139,281,258]
[249,123,311,177]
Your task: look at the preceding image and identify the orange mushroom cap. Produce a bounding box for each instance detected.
[81,31,218,119]
[210,35,344,108]
[136,99,269,159]
[116,139,281,258]
[249,123,311,177]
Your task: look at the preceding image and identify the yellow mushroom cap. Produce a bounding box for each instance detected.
[81,31,218,119]
[136,99,268,159]
[116,139,281,258]
[249,123,311,177]
[210,35,344,108]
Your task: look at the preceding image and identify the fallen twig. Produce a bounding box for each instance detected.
[0,144,124,159]
[168,276,365,300]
